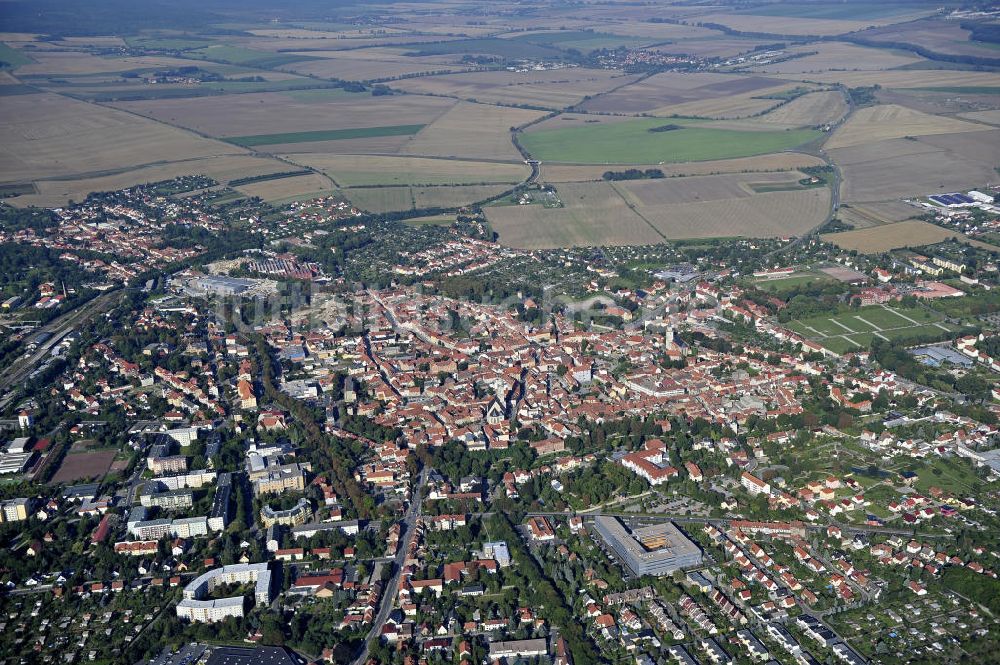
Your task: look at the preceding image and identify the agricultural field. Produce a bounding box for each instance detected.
[744,90,848,127]
[650,82,808,119]
[284,55,470,81]
[748,42,926,74]
[830,130,1000,203]
[111,92,453,143]
[0,92,245,185]
[10,154,293,207]
[826,104,992,149]
[693,6,938,37]
[233,172,334,202]
[538,152,824,183]
[410,184,510,209]
[774,69,1000,90]
[578,72,791,115]
[850,17,1000,61]
[227,125,426,148]
[785,303,957,354]
[400,102,547,160]
[284,154,528,187]
[345,183,511,213]
[520,117,821,164]
[344,187,415,214]
[484,182,663,249]
[487,178,829,249]
[388,68,639,109]
[612,171,807,205]
[821,220,968,253]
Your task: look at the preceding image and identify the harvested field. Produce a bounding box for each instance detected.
[852,18,1000,61]
[838,200,922,227]
[749,42,924,74]
[638,187,829,239]
[13,51,201,76]
[831,131,1000,202]
[50,449,116,484]
[389,69,638,109]
[520,117,820,164]
[651,82,807,118]
[286,56,470,81]
[234,172,334,202]
[655,38,783,59]
[257,135,417,155]
[826,104,991,149]
[486,182,661,249]
[743,90,847,128]
[346,187,414,213]
[9,154,291,207]
[112,92,455,140]
[539,152,823,182]
[958,110,1000,126]
[578,72,786,114]
[693,13,919,36]
[400,102,546,160]
[614,172,802,205]
[411,184,510,208]
[875,89,1000,117]
[774,70,1000,89]
[0,92,245,185]
[487,179,828,249]
[283,154,528,186]
[821,220,966,253]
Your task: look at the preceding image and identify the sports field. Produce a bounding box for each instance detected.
[520,118,820,164]
[785,304,958,354]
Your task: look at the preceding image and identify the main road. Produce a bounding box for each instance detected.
[350,465,430,665]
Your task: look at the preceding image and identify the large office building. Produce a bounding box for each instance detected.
[593,516,702,577]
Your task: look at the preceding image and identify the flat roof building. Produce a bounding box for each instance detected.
[593,516,702,577]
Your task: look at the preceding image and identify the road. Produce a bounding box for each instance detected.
[515,510,951,539]
[0,289,123,411]
[350,465,430,665]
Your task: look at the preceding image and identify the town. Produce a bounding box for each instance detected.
[1,175,999,665]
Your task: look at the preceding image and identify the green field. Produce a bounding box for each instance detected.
[405,38,566,60]
[520,118,821,164]
[226,124,425,147]
[0,42,33,69]
[124,37,216,51]
[187,45,319,69]
[785,304,956,353]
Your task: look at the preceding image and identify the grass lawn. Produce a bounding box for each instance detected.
[913,457,981,495]
[520,117,820,164]
[226,124,426,147]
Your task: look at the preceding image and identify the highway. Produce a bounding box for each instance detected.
[350,465,429,665]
